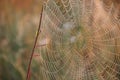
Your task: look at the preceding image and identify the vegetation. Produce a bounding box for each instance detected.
[0,0,120,80]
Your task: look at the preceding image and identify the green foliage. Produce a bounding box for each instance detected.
[0,57,22,80]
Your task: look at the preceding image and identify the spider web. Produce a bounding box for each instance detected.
[27,0,120,80]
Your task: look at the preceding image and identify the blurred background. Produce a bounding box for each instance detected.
[0,0,120,80]
[0,0,42,79]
